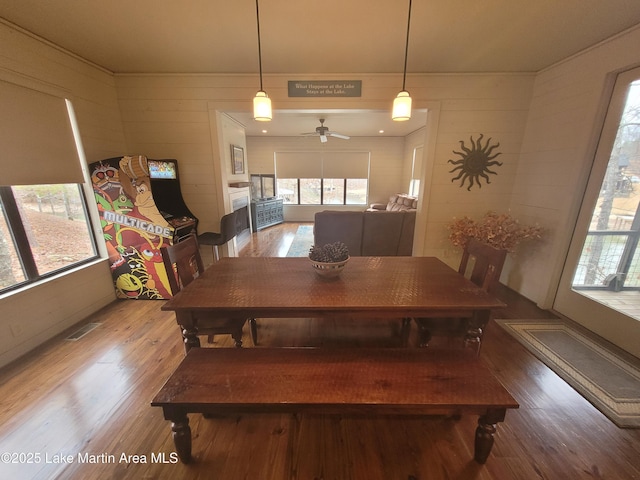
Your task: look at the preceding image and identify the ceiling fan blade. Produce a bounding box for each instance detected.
[320,134,328,143]
[301,132,317,136]
[327,132,350,140]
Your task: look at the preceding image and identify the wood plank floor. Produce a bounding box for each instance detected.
[1,222,639,480]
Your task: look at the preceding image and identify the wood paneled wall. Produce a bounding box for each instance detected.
[0,20,127,368]
[511,26,640,308]
[115,73,536,260]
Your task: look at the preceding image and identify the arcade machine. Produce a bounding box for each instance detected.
[147,159,198,241]
[89,155,198,299]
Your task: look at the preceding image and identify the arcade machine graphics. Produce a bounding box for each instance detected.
[89,155,198,300]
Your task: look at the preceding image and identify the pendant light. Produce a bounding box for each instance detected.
[253,0,272,121]
[392,0,413,121]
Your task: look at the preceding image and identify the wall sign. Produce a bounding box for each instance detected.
[288,80,362,97]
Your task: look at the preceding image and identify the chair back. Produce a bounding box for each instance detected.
[160,235,205,294]
[219,211,238,244]
[458,239,507,294]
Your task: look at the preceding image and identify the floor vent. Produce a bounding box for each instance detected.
[66,322,101,341]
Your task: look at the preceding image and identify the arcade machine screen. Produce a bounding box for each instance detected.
[148,160,177,180]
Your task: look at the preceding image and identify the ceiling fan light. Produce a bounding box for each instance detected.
[253,91,272,121]
[392,91,412,121]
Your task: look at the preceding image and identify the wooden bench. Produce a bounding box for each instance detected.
[151,348,518,465]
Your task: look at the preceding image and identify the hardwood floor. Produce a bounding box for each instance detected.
[1,222,639,480]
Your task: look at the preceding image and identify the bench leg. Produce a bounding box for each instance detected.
[474,409,506,464]
[170,413,192,464]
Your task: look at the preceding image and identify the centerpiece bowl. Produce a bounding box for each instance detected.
[308,242,350,278]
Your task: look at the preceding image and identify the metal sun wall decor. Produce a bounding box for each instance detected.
[448,134,503,191]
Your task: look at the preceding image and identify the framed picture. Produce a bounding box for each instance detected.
[231,145,244,174]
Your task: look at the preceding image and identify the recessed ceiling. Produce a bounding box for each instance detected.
[227,109,428,138]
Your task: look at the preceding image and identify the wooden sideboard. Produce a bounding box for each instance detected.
[251,198,283,231]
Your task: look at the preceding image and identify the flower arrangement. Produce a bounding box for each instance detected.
[448,211,542,252]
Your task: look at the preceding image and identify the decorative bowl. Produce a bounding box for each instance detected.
[310,256,350,278]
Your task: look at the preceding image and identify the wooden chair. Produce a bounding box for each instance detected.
[414,239,507,351]
[160,235,257,348]
[197,211,238,262]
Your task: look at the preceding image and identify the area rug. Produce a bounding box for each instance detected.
[496,319,640,428]
[286,224,314,257]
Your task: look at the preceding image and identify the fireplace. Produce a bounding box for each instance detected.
[232,196,250,236]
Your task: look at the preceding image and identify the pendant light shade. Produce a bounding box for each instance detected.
[392,0,413,121]
[392,91,412,121]
[253,0,272,121]
[253,90,272,121]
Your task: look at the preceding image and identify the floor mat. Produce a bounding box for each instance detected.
[496,319,640,428]
[286,224,314,257]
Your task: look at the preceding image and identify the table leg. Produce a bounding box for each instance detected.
[474,408,506,464]
[181,325,201,353]
[464,309,490,353]
[401,318,411,347]
[414,318,432,347]
[169,412,192,464]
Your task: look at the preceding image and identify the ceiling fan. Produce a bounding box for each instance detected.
[302,118,350,143]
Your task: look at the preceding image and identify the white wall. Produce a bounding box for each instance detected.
[0,21,127,368]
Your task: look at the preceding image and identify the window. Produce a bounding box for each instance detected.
[0,79,98,294]
[409,145,423,196]
[0,184,97,293]
[277,178,369,205]
[275,151,370,205]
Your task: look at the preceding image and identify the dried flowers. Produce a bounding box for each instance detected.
[448,211,542,252]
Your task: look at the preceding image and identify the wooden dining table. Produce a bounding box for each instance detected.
[161,256,506,351]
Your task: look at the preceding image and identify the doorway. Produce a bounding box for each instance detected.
[554,67,640,358]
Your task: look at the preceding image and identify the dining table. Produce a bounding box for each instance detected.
[161,256,506,351]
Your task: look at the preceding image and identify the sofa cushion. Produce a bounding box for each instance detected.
[397,211,416,255]
[313,211,364,256]
[387,194,418,211]
[362,211,405,255]
[314,210,415,256]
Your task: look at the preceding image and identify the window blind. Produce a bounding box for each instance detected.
[275,152,322,178]
[321,152,369,178]
[0,79,82,186]
[276,151,369,179]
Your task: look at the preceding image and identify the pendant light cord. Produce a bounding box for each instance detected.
[256,0,264,91]
[401,0,412,91]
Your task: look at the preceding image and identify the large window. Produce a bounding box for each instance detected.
[0,79,98,294]
[277,178,368,205]
[275,151,369,205]
[0,184,97,293]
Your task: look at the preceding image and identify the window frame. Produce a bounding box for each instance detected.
[0,184,99,294]
[276,177,368,205]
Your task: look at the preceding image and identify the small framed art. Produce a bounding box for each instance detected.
[231,145,245,174]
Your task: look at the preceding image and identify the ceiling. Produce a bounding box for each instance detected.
[2,0,640,138]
